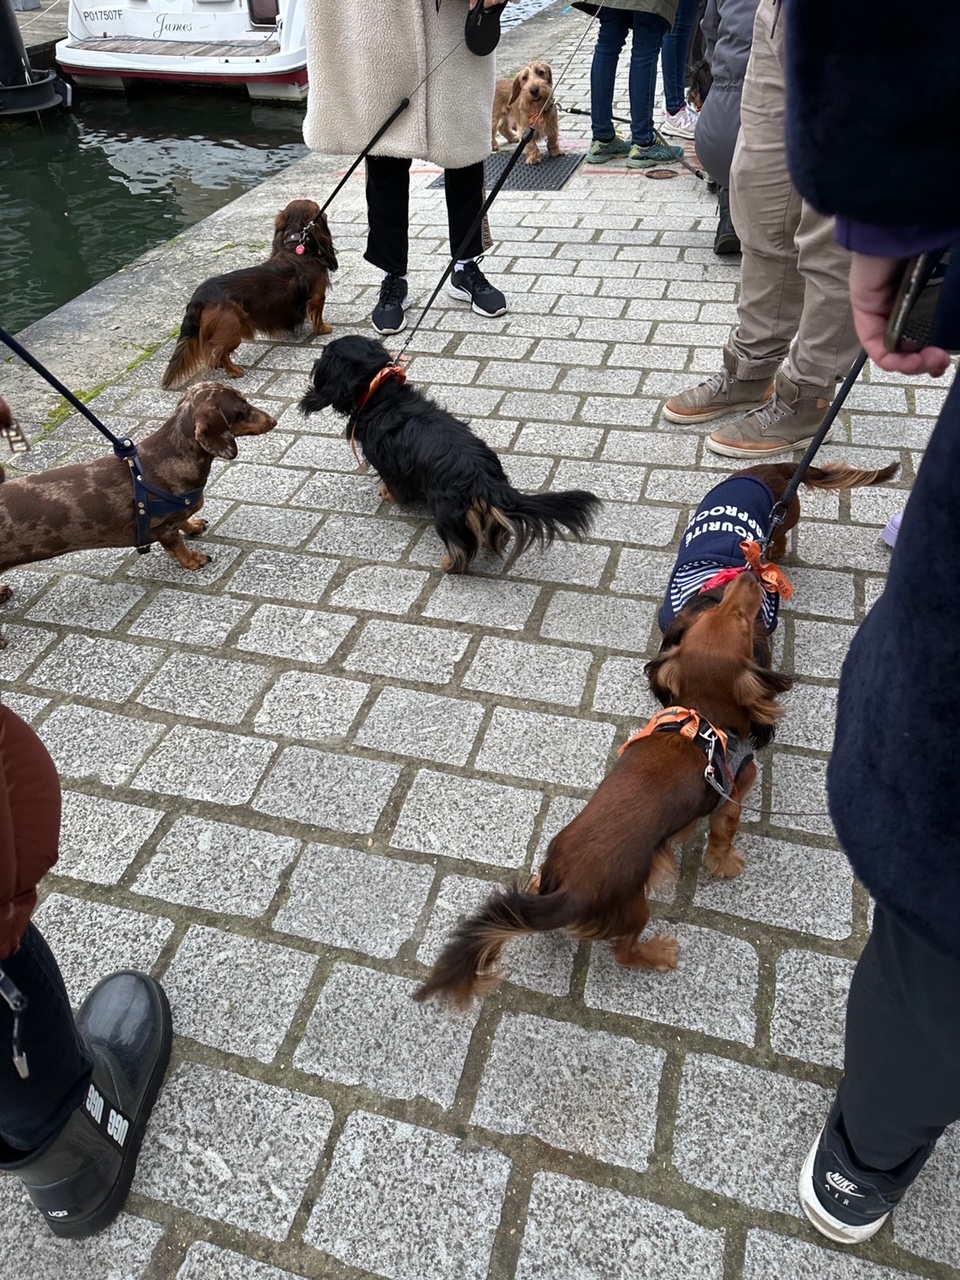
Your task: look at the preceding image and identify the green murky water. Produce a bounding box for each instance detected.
[0,90,307,334]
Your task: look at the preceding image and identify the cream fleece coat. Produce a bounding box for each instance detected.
[303,0,496,171]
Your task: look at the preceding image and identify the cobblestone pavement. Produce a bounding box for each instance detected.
[2,7,958,1280]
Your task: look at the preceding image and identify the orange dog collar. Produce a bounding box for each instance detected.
[348,362,407,464]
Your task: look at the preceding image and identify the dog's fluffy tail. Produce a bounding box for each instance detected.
[495,487,601,567]
[161,304,206,389]
[415,884,581,1008]
[801,461,899,490]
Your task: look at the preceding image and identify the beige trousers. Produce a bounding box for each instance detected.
[727,0,859,396]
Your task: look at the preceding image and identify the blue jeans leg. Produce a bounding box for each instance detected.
[661,0,701,115]
[0,926,92,1153]
[628,12,669,145]
[590,9,630,142]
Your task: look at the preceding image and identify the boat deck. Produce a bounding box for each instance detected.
[65,37,280,56]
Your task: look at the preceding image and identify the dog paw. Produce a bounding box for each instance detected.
[706,845,747,878]
[439,552,455,573]
[183,550,212,571]
[646,935,681,970]
[0,584,13,606]
[184,518,208,538]
[378,481,397,503]
[616,933,680,970]
[526,154,543,166]
[314,322,333,336]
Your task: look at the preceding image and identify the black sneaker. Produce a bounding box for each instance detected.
[372,273,411,335]
[798,1098,933,1245]
[448,260,507,317]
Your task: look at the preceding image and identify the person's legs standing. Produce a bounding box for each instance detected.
[365,154,413,334]
[445,160,506,317]
[799,905,960,1243]
[624,13,684,167]
[704,0,856,454]
[586,9,632,163]
[661,0,701,136]
[443,160,485,265]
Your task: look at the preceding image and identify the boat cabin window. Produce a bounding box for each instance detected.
[247,0,278,26]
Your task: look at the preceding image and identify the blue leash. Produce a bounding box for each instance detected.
[0,326,203,554]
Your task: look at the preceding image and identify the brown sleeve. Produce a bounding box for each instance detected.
[0,705,62,959]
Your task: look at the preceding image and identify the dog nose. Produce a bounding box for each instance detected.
[530,87,540,98]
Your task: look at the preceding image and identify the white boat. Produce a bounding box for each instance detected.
[55,0,307,101]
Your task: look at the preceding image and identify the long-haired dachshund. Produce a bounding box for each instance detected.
[162,199,338,389]
[492,60,563,164]
[300,334,600,572]
[416,458,898,1005]
[0,384,276,606]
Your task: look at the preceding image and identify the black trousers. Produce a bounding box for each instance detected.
[837,904,960,1172]
[364,155,485,276]
[0,926,91,1153]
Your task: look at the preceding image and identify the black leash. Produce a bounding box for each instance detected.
[761,348,869,556]
[394,124,537,360]
[0,326,202,553]
[319,98,411,216]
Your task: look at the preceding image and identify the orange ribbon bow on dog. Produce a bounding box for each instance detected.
[740,540,794,601]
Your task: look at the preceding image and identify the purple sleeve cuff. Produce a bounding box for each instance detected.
[835,217,960,258]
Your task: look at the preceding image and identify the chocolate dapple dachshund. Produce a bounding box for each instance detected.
[0,384,276,616]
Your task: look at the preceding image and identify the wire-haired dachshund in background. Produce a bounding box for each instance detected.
[301,334,601,572]
[162,199,338,388]
[0,384,276,614]
[416,458,898,1005]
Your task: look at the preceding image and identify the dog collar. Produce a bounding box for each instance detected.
[619,706,745,801]
[698,565,749,595]
[348,363,408,464]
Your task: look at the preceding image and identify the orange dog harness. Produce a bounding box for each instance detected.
[619,706,749,802]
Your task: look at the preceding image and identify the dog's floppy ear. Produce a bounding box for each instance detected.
[309,213,339,272]
[509,74,523,104]
[737,664,793,749]
[644,644,684,706]
[193,401,239,460]
[644,611,693,706]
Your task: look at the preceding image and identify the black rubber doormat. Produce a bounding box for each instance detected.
[428,149,585,192]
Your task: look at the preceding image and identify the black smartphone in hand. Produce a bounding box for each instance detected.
[884,249,960,354]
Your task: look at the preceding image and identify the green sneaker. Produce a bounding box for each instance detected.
[625,140,684,169]
[586,134,631,164]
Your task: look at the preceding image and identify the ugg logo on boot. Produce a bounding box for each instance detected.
[107,1108,129,1147]
[85,1083,104,1125]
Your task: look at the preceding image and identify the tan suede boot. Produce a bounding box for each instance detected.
[662,348,774,424]
[706,371,832,458]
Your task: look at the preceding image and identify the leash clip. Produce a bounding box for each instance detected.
[0,966,29,1080]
